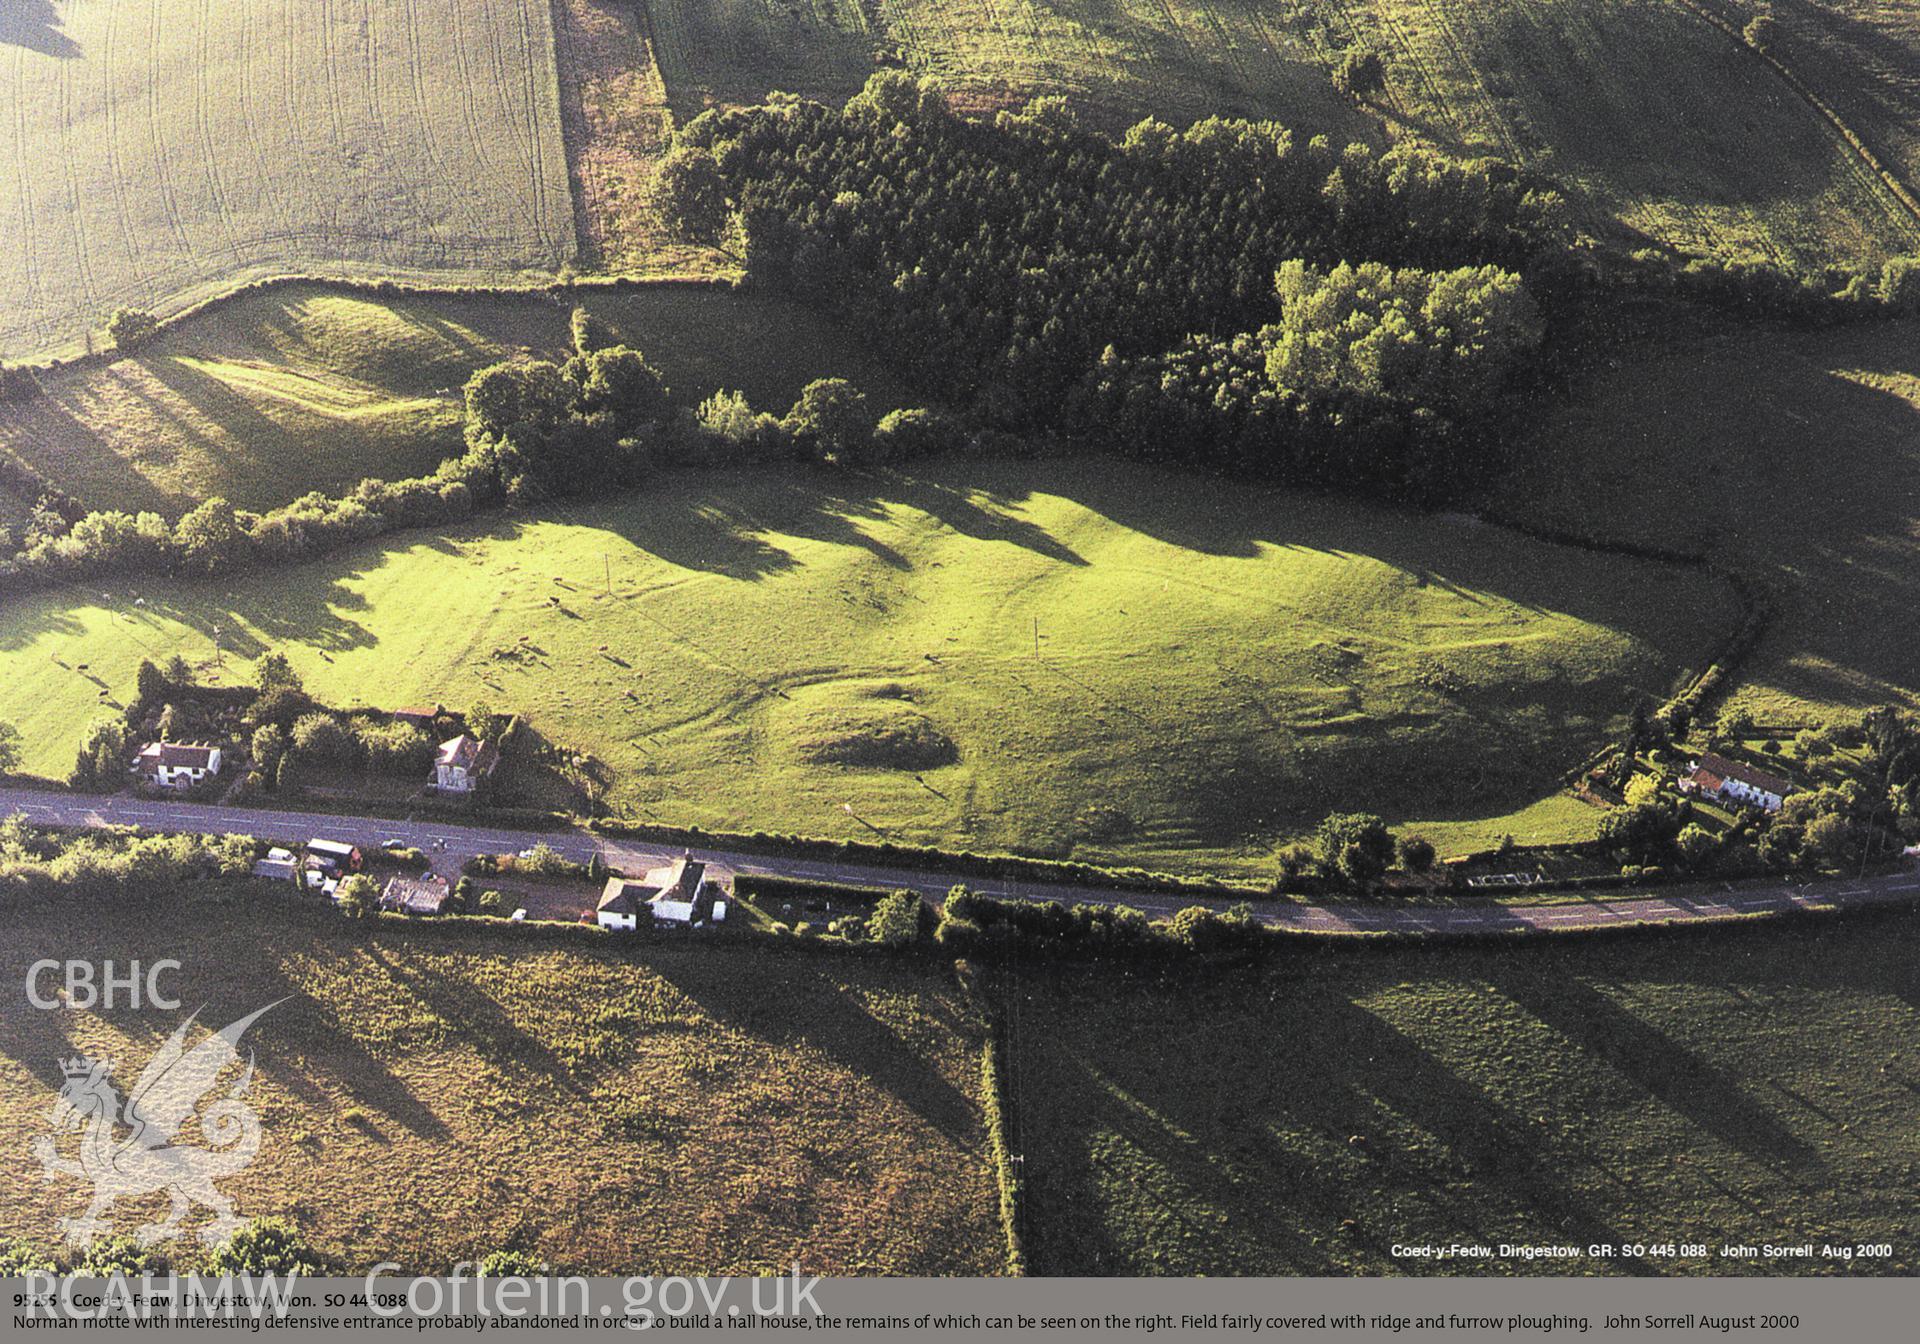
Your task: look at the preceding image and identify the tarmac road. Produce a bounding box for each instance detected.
[3,785,1915,937]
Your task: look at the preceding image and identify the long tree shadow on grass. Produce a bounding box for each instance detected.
[1013,966,1645,1276]
[0,0,81,58]
[0,395,181,517]
[1623,909,1920,1016]
[1505,324,1920,709]
[135,562,383,659]
[236,952,452,1144]
[358,938,589,1099]
[648,950,981,1146]
[1495,968,1820,1173]
[0,899,452,1142]
[582,465,1089,580]
[926,0,1379,144]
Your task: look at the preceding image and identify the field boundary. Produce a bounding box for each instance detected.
[1675,0,1920,238]
[15,271,737,382]
[966,965,1028,1278]
[1476,505,1771,791]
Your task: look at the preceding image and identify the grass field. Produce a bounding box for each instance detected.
[1008,912,1920,1275]
[0,891,1000,1274]
[0,0,574,363]
[644,0,1920,270]
[1497,314,1920,731]
[0,458,1728,869]
[0,285,911,517]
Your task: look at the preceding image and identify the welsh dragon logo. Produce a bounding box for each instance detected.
[33,1002,281,1248]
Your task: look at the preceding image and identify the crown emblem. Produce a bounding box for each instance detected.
[60,1057,99,1079]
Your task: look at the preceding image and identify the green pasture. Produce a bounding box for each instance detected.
[1012,912,1920,1274]
[1498,315,1920,731]
[0,458,1728,871]
[0,285,910,516]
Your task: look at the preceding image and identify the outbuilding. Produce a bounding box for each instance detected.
[252,847,300,883]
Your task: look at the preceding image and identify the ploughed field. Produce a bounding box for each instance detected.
[0,892,1001,1274]
[1009,912,1920,1274]
[0,0,575,361]
[0,457,1728,871]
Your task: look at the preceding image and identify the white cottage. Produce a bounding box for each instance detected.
[596,857,727,932]
[434,734,497,794]
[133,742,222,790]
[1683,751,1793,813]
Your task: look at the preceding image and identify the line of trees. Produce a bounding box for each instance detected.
[0,813,258,898]
[0,307,969,587]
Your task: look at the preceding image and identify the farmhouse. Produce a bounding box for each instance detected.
[435,734,498,795]
[392,704,446,728]
[1682,752,1793,812]
[596,857,728,931]
[132,742,222,790]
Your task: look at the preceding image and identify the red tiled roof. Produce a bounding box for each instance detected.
[1693,752,1791,797]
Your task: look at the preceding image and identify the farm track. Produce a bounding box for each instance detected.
[1363,1,1478,148]
[192,0,245,263]
[362,0,408,259]
[1417,0,1526,164]
[448,0,533,244]
[9,45,47,346]
[143,0,196,266]
[100,0,142,278]
[56,50,98,314]
[400,0,475,242]
[493,0,549,244]
[236,3,291,269]
[317,0,348,182]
